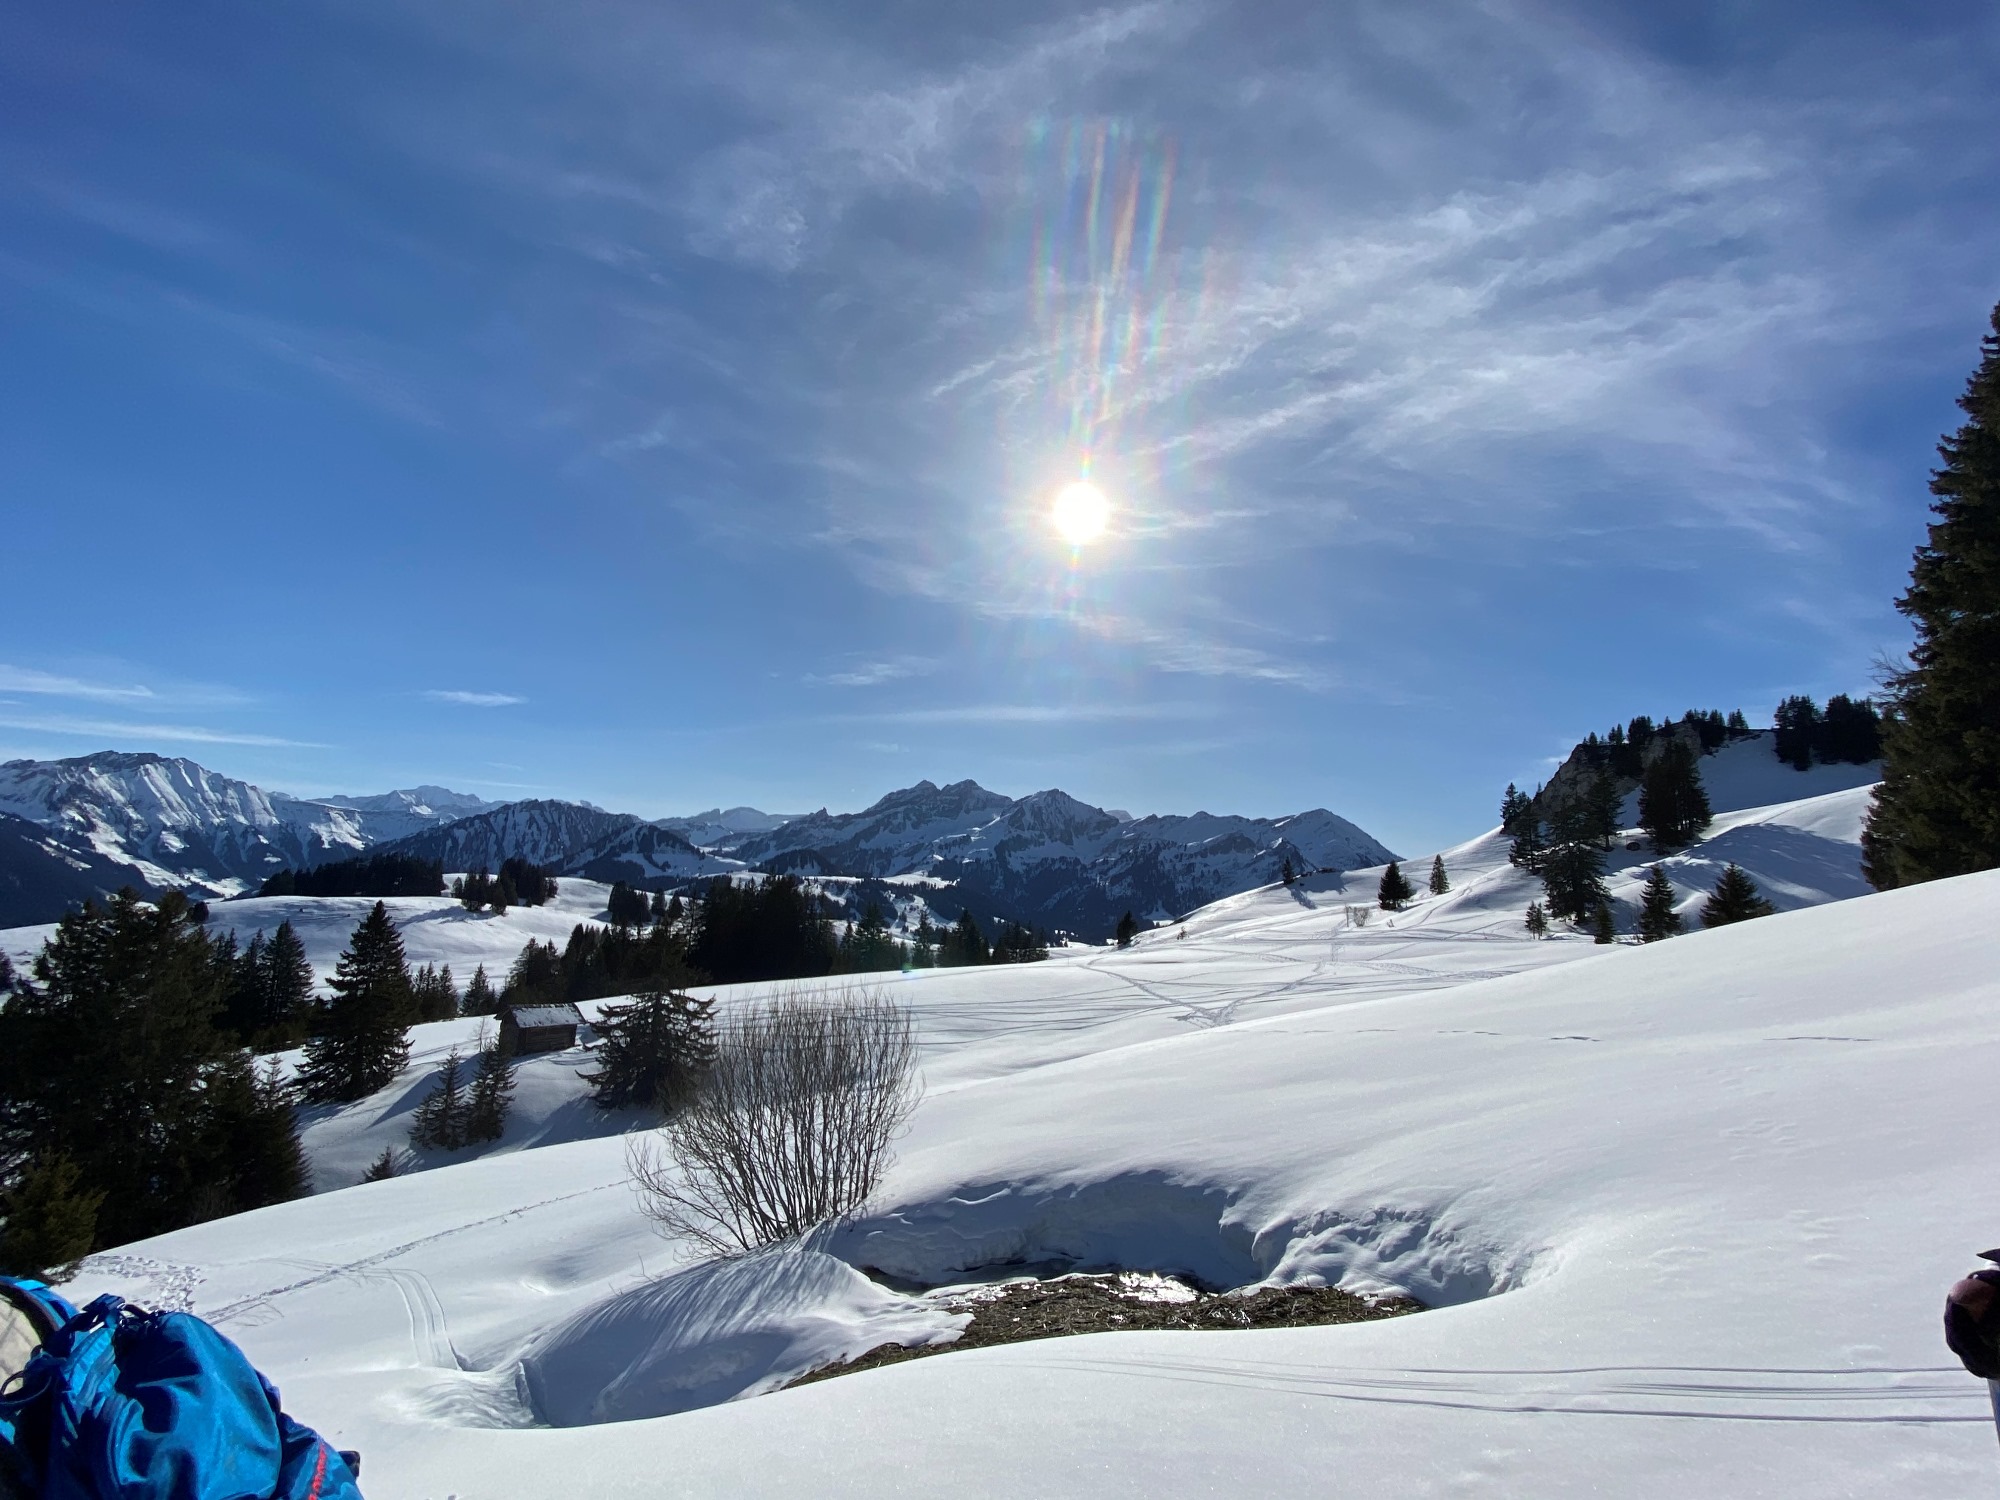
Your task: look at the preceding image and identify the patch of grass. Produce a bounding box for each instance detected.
[790,1271,1422,1388]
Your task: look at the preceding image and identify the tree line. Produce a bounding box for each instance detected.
[258,852,444,899]
[0,892,309,1279]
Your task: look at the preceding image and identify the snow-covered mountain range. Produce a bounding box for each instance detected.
[0,748,1408,940]
[0,753,497,918]
[568,779,1398,940]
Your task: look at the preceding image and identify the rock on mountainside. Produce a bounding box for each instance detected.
[0,752,494,901]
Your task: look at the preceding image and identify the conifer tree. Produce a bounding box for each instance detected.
[297,902,414,1104]
[1500,784,1533,835]
[1637,865,1682,943]
[461,964,498,1016]
[1638,739,1713,851]
[463,1031,516,1144]
[260,920,316,1045]
[0,1153,104,1282]
[1582,772,1623,849]
[1114,911,1140,949]
[1725,709,1751,737]
[200,1055,310,1211]
[1428,855,1449,895]
[839,901,903,973]
[1508,815,1548,873]
[942,909,992,965]
[1524,901,1549,938]
[1538,804,1610,924]
[586,990,717,1112]
[1700,865,1777,928]
[409,1048,467,1151]
[1280,856,1297,886]
[0,889,268,1249]
[1863,302,2000,887]
[361,1148,400,1183]
[222,930,269,1044]
[411,963,457,1024]
[1376,862,1414,911]
[1773,696,1820,770]
[1591,902,1616,944]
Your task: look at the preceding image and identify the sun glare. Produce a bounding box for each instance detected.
[1052,481,1111,546]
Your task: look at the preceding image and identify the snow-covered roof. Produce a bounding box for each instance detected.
[506,1003,582,1030]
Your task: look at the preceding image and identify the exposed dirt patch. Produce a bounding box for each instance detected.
[789,1271,1423,1388]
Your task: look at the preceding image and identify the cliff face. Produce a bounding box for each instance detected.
[1532,721,1727,822]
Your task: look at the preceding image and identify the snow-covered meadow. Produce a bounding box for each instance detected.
[22,750,1998,1497]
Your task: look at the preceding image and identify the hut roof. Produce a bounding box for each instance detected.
[508,1003,584,1030]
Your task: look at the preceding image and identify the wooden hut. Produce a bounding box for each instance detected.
[500,1001,584,1055]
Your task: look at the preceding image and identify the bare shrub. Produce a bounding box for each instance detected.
[627,989,920,1256]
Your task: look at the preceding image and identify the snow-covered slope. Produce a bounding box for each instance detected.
[66,865,2000,1498]
[0,752,493,899]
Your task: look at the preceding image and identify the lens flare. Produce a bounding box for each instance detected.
[1053,481,1111,545]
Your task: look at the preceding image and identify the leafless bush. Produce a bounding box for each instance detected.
[627,988,920,1256]
[1345,905,1372,929]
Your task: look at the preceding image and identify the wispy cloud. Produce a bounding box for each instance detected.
[0,664,156,703]
[805,655,938,688]
[0,713,321,748]
[835,702,1210,727]
[425,690,527,707]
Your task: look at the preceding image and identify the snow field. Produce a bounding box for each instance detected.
[63,854,2000,1498]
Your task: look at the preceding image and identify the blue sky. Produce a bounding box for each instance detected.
[2,1,1995,854]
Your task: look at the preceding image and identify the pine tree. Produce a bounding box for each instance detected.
[1114,911,1140,949]
[1539,804,1609,924]
[1725,709,1751,737]
[1524,901,1549,938]
[1499,784,1533,835]
[1581,772,1623,850]
[942,909,992,965]
[1700,864,1777,928]
[1280,856,1297,886]
[461,964,498,1016]
[260,920,316,1046]
[222,930,269,1044]
[409,1047,468,1151]
[1508,815,1548,873]
[297,902,414,1104]
[1428,855,1449,895]
[0,890,245,1249]
[0,1153,104,1282]
[607,881,650,929]
[199,1055,310,1211]
[411,963,457,1024]
[463,1032,516,1144]
[361,1147,400,1183]
[1637,865,1682,943]
[1773,696,1820,770]
[586,991,717,1112]
[1591,902,1616,944]
[1638,739,1713,851]
[1863,302,2000,887]
[1376,862,1414,911]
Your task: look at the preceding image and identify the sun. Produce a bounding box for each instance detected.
[1052,480,1111,546]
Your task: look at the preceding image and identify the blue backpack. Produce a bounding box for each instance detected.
[0,1278,361,1500]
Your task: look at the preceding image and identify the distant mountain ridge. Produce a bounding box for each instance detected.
[0,752,497,917]
[0,752,1396,941]
[616,778,1399,940]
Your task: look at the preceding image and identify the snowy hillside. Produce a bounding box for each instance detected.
[0,752,493,903]
[63,861,2000,1497]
